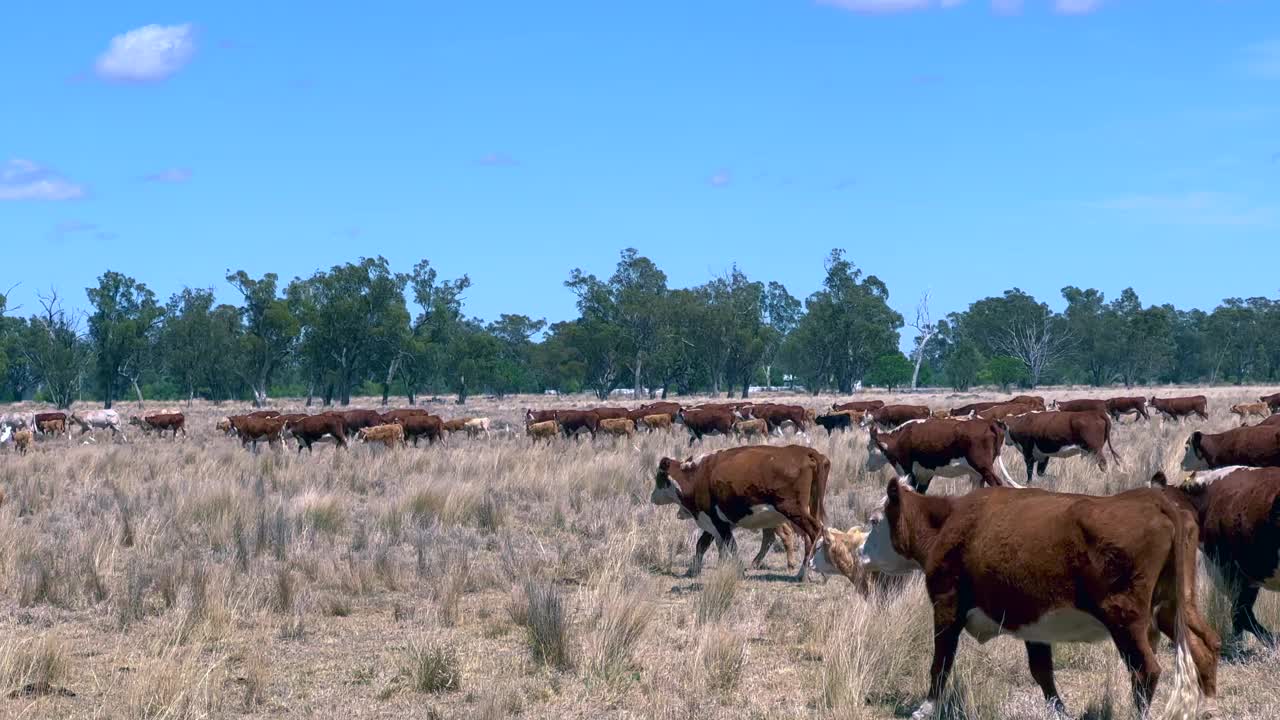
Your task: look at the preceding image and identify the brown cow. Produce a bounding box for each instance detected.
[1261,392,1280,414]
[1051,398,1108,415]
[381,408,430,425]
[1230,403,1270,424]
[526,419,561,444]
[1262,414,1280,427]
[357,423,405,448]
[441,418,470,435]
[974,401,1039,422]
[860,404,931,430]
[628,402,681,422]
[636,414,673,432]
[396,415,444,446]
[230,415,288,452]
[860,480,1217,719]
[554,409,600,439]
[866,418,1016,492]
[1106,396,1151,422]
[129,413,187,440]
[676,408,735,445]
[743,403,810,435]
[598,417,636,438]
[832,399,885,414]
[1010,395,1047,410]
[1151,466,1280,649]
[1151,395,1209,421]
[1000,410,1120,484]
[37,417,66,437]
[339,409,385,435]
[1182,426,1280,471]
[246,410,281,419]
[525,408,558,424]
[650,444,829,581]
[13,429,34,455]
[283,414,348,453]
[949,400,1005,417]
[732,418,769,440]
[591,407,631,421]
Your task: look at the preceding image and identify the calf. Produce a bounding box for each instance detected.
[732,418,769,440]
[1107,396,1151,422]
[636,414,673,432]
[832,400,885,414]
[1182,426,1280,470]
[861,480,1218,719]
[526,420,561,444]
[1000,410,1120,484]
[463,417,491,438]
[1151,467,1280,649]
[813,412,855,434]
[282,414,347,453]
[1151,395,1209,421]
[1230,403,1271,424]
[676,408,735,445]
[866,418,1016,492]
[628,402,682,422]
[37,417,66,437]
[33,412,66,435]
[597,417,636,438]
[14,429,34,455]
[861,404,931,430]
[357,423,405,448]
[129,413,186,440]
[442,418,471,435]
[650,444,829,580]
[396,415,444,446]
[810,526,902,597]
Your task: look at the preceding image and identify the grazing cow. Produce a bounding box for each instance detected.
[597,417,636,439]
[650,444,829,580]
[1051,398,1109,416]
[69,409,125,439]
[395,415,444,446]
[1230,403,1271,424]
[128,413,187,440]
[14,429,34,455]
[974,401,1039,422]
[37,417,66,437]
[866,418,1017,492]
[284,414,349,453]
[1151,467,1280,649]
[526,420,561,444]
[1261,392,1280,414]
[381,408,430,425]
[554,410,600,439]
[1182,426,1280,471]
[339,409,385,435]
[860,404,932,430]
[813,412,855,434]
[832,400,885,414]
[525,408,558,424]
[636,414,673,432]
[1000,410,1120,484]
[745,403,810,435]
[231,415,288,452]
[1107,396,1151,422]
[628,402,682,422]
[676,408,735,445]
[463,417,492,438]
[732,418,769,440]
[810,526,903,596]
[860,480,1218,720]
[1151,395,1210,421]
[356,423,405,448]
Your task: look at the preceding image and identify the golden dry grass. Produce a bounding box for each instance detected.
[0,386,1278,719]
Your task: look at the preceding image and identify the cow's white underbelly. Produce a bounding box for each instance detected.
[1032,445,1085,461]
[965,607,1110,644]
[731,504,787,530]
[912,459,975,479]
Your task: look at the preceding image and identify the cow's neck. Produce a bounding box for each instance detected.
[900,492,953,563]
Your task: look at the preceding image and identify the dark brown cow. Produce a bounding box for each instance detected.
[1261,392,1280,414]
[860,480,1217,719]
[832,399,885,414]
[861,404,931,430]
[650,444,829,581]
[1052,398,1108,415]
[339,409,385,435]
[1106,396,1151,421]
[130,412,187,440]
[1152,467,1280,648]
[627,401,682,422]
[283,414,347,453]
[866,418,1016,492]
[1000,410,1120,484]
[554,409,600,439]
[745,403,809,435]
[676,408,734,445]
[246,410,281,419]
[230,415,288,452]
[1010,395,1047,410]
[381,408,430,425]
[1182,426,1280,470]
[949,400,1005,417]
[1261,414,1280,427]
[1150,395,1209,421]
[395,414,444,446]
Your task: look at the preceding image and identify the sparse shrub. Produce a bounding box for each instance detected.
[584,583,650,683]
[516,579,574,670]
[696,626,746,693]
[400,639,462,694]
[696,560,740,625]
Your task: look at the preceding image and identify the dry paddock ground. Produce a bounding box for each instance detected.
[1,387,1279,720]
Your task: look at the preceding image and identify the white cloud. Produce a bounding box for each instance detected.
[1092,191,1275,227]
[1054,0,1102,14]
[143,167,192,183]
[95,23,196,82]
[0,159,86,201]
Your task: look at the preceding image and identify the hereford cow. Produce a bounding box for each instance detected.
[526,420,561,444]
[732,418,769,440]
[1010,395,1047,411]
[1051,398,1108,415]
[628,402,681,423]
[810,525,902,597]
[676,408,735,445]
[1261,392,1280,414]
[1106,396,1151,422]
[949,400,1005,417]
[284,414,348,453]
[337,409,384,435]
[246,410,281,419]
[814,412,855,434]
[554,410,600,439]
[524,408,558,424]
[231,415,287,452]
[832,400,885,414]
[1182,426,1280,471]
[743,403,810,435]
[974,401,1039,422]
[395,415,444,446]
[859,480,1218,720]
[1000,410,1120,484]
[1230,403,1271,424]
[33,412,66,433]
[636,414,673,432]
[129,413,186,440]
[1151,467,1280,649]
[357,423,405,448]
[861,404,931,430]
[650,444,829,581]
[1151,395,1210,421]
[591,407,631,421]
[865,418,1016,492]
[381,408,430,425]
[69,409,125,440]
[598,417,636,438]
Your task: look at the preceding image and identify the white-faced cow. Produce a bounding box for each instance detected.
[650,444,829,581]
[866,418,1018,493]
[1000,410,1120,484]
[69,409,125,440]
[1182,426,1280,471]
[860,480,1218,720]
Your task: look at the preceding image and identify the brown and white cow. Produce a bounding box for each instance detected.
[628,401,682,423]
[1107,396,1151,422]
[651,445,829,581]
[129,412,187,440]
[69,409,125,440]
[1010,395,1047,410]
[33,412,66,435]
[1051,398,1108,415]
[948,400,1004,417]
[1151,395,1209,421]
[590,407,631,421]
[866,418,1017,492]
[1182,426,1280,471]
[381,408,430,425]
[974,401,1039,422]
[356,423,405,448]
[1000,410,1120,484]
[861,404,932,430]
[37,417,66,437]
[1230,403,1270,424]
[231,415,288,452]
[861,480,1218,720]
[743,403,810,436]
[1151,466,1280,649]
[525,408,558,424]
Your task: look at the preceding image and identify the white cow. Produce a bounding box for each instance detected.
[0,424,11,445]
[69,409,126,441]
[0,412,35,431]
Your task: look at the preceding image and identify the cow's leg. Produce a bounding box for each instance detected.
[1036,458,1050,478]
[751,529,776,569]
[1025,642,1067,716]
[1110,622,1162,715]
[778,507,821,582]
[1154,598,1220,700]
[1233,585,1274,648]
[1022,448,1036,485]
[689,532,714,577]
[918,611,964,720]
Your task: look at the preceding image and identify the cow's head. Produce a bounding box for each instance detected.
[1181,431,1208,471]
[857,410,876,429]
[811,526,868,584]
[864,427,890,472]
[651,457,689,506]
[859,479,921,576]
[128,416,145,427]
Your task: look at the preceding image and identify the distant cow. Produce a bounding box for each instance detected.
[1106,396,1150,422]
[230,415,287,452]
[13,429,34,455]
[463,417,492,438]
[676,408,734,445]
[1152,466,1280,649]
[33,412,66,434]
[1150,395,1209,421]
[861,404,931,430]
[1183,426,1280,471]
[395,415,444,446]
[1000,410,1120,484]
[526,420,561,444]
[866,418,1016,492]
[974,401,1039,422]
[555,410,600,439]
[650,444,829,580]
[949,400,1005,417]
[636,414,673,432]
[129,413,186,440]
[1262,392,1280,414]
[591,407,631,421]
[37,417,66,437]
[357,423,405,448]
[1230,403,1271,424]
[284,414,349,453]
[598,417,636,439]
[832,400,885,414]
[524,409,558,424]
[732,418,769,440]
[1051,398,1108,415]
[628,402,681,423]
[744,403,810,435]
[69,409,124,439]
[441,418,470,435]
[338,409,385,435]
[1010,395,1047,411]
[813,412,855,434]
[381,408,430,425]
[246,410,281,419]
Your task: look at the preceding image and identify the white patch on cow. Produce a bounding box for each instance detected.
[964,607,1110,645]
[1181,443,1209,472]
[888,418,927,433]
[1032,445,1085,461]
[858,519,919,576]
[995,455,1023,488]
[694,511,722,541]
[1187,466,1251,487]
[735,504,786,530]
[912,458,973,480]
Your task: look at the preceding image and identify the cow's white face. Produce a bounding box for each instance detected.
[1181,437,1208,471]
[859,515,919,576]
[650,462,684,506]
[865,439,889,472]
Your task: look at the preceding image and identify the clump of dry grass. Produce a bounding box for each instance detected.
[124,646,224,720]
[582,581,650,683]
[513,578,574,670]
[696,560,741,625]
[0,635,70,697]
[400,639,462,694]
[695,624,747,693]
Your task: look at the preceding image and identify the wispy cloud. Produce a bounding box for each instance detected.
[816,0,930,12]
[143,167,192,183]
[709,170,732,188]
[1091,191,1275,227]
[477,152,518,167]
[95,23,196,82]
[1054,0,1102,14]
[0,159,86,201]
[1241,40,1280,78]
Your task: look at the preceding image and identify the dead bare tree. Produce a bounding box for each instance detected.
[909,290,938,390]
[993,310,1076,388]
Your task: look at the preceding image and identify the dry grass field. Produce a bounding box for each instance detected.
[1,386,1279,719]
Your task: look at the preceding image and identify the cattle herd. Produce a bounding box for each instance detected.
[4,390,1280,718]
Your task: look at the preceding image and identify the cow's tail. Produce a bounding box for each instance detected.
[1156,498,1202,720]
[990,422,1022,488]
[811,449,831,527]
[1103,414,1122,467]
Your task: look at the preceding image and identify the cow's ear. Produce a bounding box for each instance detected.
[1150,471,1168,487]
[885,477,900,505]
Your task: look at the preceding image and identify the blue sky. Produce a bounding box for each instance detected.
[3,0,1277,346]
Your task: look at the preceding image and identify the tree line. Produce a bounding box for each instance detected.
[0,249,1277,409]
